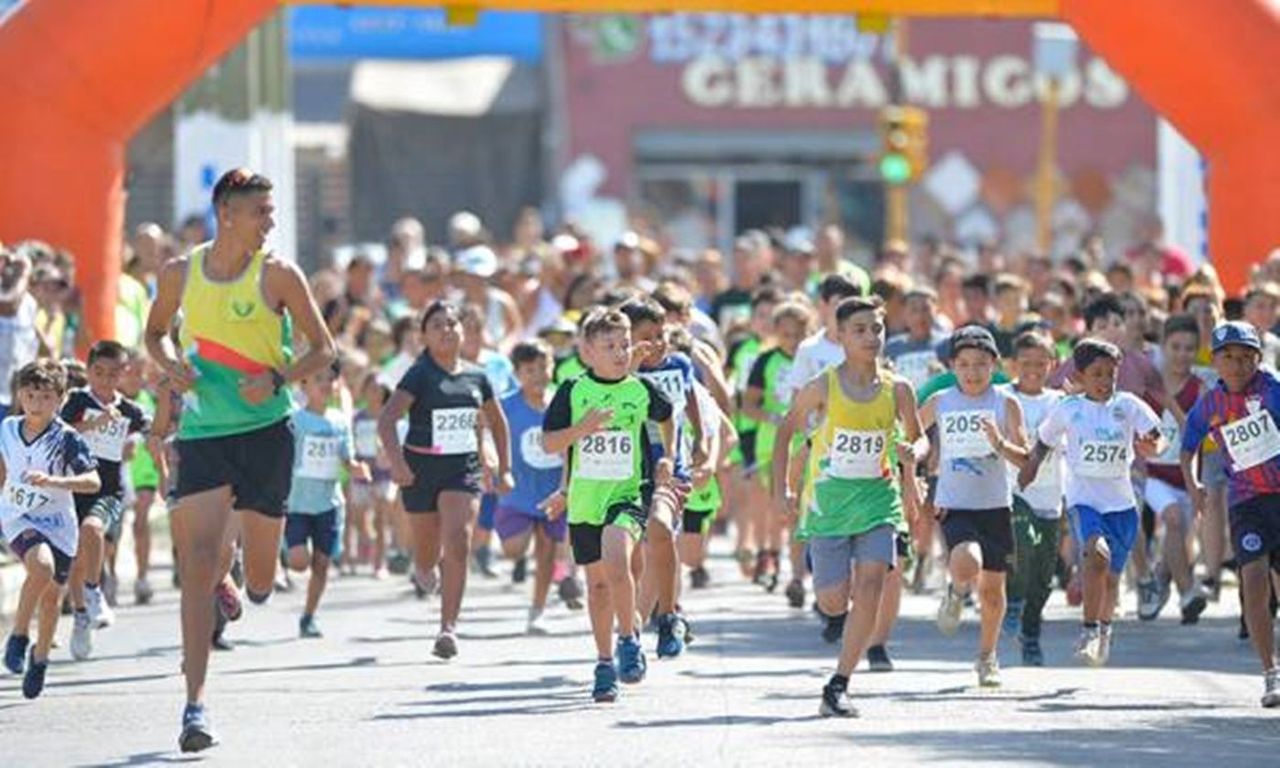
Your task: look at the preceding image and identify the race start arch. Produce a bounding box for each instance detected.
[0,0,1276,340]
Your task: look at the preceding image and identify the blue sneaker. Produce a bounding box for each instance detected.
[5,634,29,674]
[22,650,47,699]
[1003,598,1024,636]
[656,613,685,659]
[616,634,647,684]
[592,661,619,703]
[179,703,217,753]
[1020,636,1045,667]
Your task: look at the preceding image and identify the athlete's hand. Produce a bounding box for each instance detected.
[579,408,614,437]
[350,461,372,484]
[1134,430,1161,458]
[390,458,415,487]
[655,457,674,487]
[161,360,197,393]
[690,464,714,490]
[980,417,1004,451]
[239,372,275,406]
[23,471,52,487]
[539,489,567,520]
[773,491,797,522]
[1188,483,1207,514]
[495,470,515,496]
[895,442,917,467]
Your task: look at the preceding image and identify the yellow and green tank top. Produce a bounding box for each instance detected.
[177,244,293,439]
[799,368,904,539]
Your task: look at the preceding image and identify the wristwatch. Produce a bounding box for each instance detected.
[270,369,287,394]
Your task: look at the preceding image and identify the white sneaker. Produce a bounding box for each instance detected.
[134,577,154,605]
[1074,626,1102,667]
[976,652,1002,687]
[1097,624,1112,666]
[1136,578,1163,621]
[70,611,93,660]
[85,586,115,628]
[936,585,965,636]
[1263,669,1280,709]
[526,608,549,636]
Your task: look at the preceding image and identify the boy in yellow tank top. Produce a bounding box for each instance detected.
[772,296,928,718]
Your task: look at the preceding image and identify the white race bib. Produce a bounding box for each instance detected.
[520,427,562,470]
[432,408,478,455]
[0,480,76,556]
[940,409,996,460]
[828,429,887,480]
[1222,409,1280,471]
[643,369,687,410]
[577,430,634,481]
[298,435,342,480]
[895,350,937,390]
[1078,440,1129,478]
[354,420,380,458]
[1149,410,1181,466]
[81,408,130,462]
[3,481,54,516]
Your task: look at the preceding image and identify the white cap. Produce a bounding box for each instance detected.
[615,230,641,250]
[551,233,580,253]
[454,244,497,278]
[448,211,483,241]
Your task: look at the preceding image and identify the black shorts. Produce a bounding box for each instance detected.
[401,451,481,513]
[569,503,647,566]
[177,419,295,518]
[285,509,342,560]
[683,509,714,535]
[739,430,758,470]
[1229,493,1280,571]
[941,507,1014,573]
[8,530,73,585]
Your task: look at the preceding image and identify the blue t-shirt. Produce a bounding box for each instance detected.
[1183,369,1280,506]
[287,408,353,514]
[478,349,518,399]
[497,391,563,515]
[638,352,697,478]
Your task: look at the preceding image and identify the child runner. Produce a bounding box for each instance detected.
[1022,339,1163,667]
[122,352,162,604]
[774,296,926,717]
[379,300,513,660]
[920,325,1028,687]
[542,307,676,702]
[1,360,101,699]
[286,362,370,638]
[495,341,566,635]
[61,340,150,659]
[1001,331,1065,666]
[1180,321,1280,707]
[349,374,395,579]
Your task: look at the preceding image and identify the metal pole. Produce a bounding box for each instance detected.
[885,17,909,243]
[1036,77,1060,254]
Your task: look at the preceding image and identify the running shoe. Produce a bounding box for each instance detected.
[70,610,93,661]
[1156,570,1173,616]
[1263,668,1280,709]
[215,580,243,622]
[511,556,528,585]
[22,650,47,700]
[819,678,858,718]
[866,644,893,673]
[299,614,322,639]
[976,652,1002,688]
[936,584,965,636]
[689,566,710,590]
[592,661,619,703]
[211,634,234,652]
[821,613,846,644]
[1002,597,1024,636]
[1020,636,1044,667]
[1074,626,1102,667]
[102,571,119,608]
[373,567,390,581]
[617,633,647,684]
[527,608,549,636]
[433,631,459,660]
[4,634,29,675]
[134,577,154,606]
[752,550,768,585]
[656,613,685,659]
[179,703,217,753]
[785,578,806,609]
[472,548,499,579]
[85,585,115,628]
[1097,623,1112,666]
[1137,577,1163,621]
[558,576,584,610]
[1179,584,1209,625]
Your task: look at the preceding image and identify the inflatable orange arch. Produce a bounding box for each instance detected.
[0,0,1276,340]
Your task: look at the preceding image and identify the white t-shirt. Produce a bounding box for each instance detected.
[1037,392,1160,513]
[0,294,38,407]
[778,331,844,407]
[1003,385,1065,516]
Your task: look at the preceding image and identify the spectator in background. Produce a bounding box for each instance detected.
[448,210,485,252]
[962,273,994,325]
[0,244,37,417]
[813,224,870,296]
[31,263,70,358]
[383,216,427,299]
[1127,215,1193,282]
[934,255,967,331]
[453,244,522,351]
[1242,282,1280,369]
[613,231,656,295]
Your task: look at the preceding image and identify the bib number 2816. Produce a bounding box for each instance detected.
[578,430,633,481]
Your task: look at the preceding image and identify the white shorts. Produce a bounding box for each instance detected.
[1144,477,1194,530]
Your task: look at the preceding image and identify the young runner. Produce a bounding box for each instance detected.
[349,374,395,579]
[285,362,370,638]
[920,325,1028,687]
[774,296,926,717]
[1,360,100,699]
[121,352,162,604]
[61,340,150,659]
[1180,321,1280,706]
[542,307,676,702]
[379,299,512,660]
[495,341,565,635]
[1022,339,1163,667]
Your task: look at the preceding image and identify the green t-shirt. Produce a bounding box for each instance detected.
[553,353,588,386]
[747,347,794,465]
[728,335,762,434]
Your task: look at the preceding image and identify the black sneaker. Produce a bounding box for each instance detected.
[785,579,805,609]
[1020,636,1044,666]
[689,566,710,589]
[22,650,47,699]
[866,644,893,673]
[558,576,584,610]
[179,703,217,753]
[821,613,846,644]
[819,679,858,718]
[512,557,528,585]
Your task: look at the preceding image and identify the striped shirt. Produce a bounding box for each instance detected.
[1182,369,1280,505]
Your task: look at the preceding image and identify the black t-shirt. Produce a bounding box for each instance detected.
[710,288,753,329]
[396,354,494,455]
[61,388,150,497]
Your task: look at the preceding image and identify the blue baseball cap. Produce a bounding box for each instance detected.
[1210,321,1262,353]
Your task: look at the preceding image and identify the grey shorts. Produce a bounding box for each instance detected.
[809,524,897,591]
[1200,449,1228,487]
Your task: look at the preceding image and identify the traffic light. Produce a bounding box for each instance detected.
[878,106,928,185]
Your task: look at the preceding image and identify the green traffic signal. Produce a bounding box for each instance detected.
[879,152,912,184]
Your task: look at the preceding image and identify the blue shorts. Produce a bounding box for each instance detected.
[285,509,343,560]
[1069,505,1137,575]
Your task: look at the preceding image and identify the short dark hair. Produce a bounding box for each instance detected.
[391,316,416,349]
[652,282,693,317]
[962,274,992,295]
[419,299,457,331]
[836,295,885,325]
[87,339,128,367]
[750,286,783,309]
[511,340,552,368]
[818,273,862,304]
[1163,312,1200,342]
[1083,293,1126,330]
[1012,330,1055,357]
[1072,338,1122,371]
[16,359,67,395]
[582,308,631,341]
[619,297,666,329]
[211,168,273,207]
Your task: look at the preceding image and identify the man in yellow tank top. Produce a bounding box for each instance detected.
[144,168,336,753]
[771,295,928,718]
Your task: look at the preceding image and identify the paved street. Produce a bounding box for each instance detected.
[2,548,1278,767]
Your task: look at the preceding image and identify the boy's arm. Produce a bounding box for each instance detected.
[894,379,929,466]
[771,378,821,506]
[481,396,513,493]
[985,396,1031,467]
[1131,396,1166,458]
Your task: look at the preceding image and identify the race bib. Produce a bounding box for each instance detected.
[643,369,687,410]
[1149,410,1181,466]
[3,481,54,515]
[577,430,634,481]
[940,409,996,460]
[828,429,886,480]
[895,350,937,389]
[82,408,130,462]
[520,427,562,470]
[354,420,380,458]
[1078,440,1129,478]
[298,435,342,480]
[1222,409,1280,471]
[432,408,478,455]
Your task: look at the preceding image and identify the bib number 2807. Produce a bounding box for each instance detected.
[1223,409,1280,471]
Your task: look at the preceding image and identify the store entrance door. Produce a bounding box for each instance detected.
[733,179,802,234]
